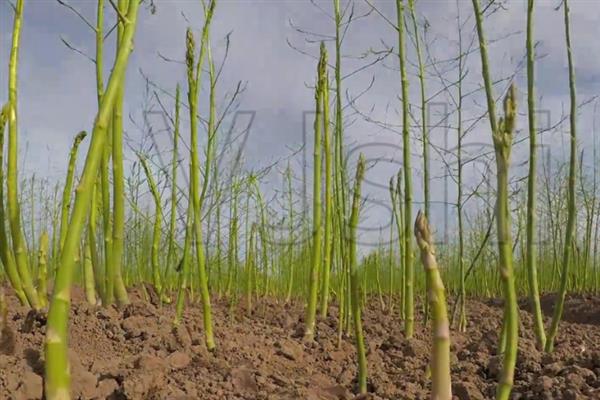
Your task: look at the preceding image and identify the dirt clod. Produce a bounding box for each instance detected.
[18,371,43,400]
[167,351,191,369]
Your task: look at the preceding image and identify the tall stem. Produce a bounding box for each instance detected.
[492,89,519,398]
[7,0,40,310]
[167,85,180,282]
[408,0,428,220]
[185,0,217,350]
[45,1,140,397]
[304,43,326,341]
[525,0,546,350]
[456,1,467,332]
[545,0,577,353]
[349,155,367,394]
[139,155,163,297]
[0,105,26,305]
[110,0,131,306]
[59,132,87,253]
[414,212,452,400]
[471,1,519,397]
[320,64,333,317]
[397,0,414,337]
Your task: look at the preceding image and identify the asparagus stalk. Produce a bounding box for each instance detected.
[44,1,140,397]
[110,0,131,307]
[349,154,367,394]
[7,0,41,310]
[525,0,546,349]
[396,0,414,337]
[185,0,217,350]
[304,43,327,341]
[414,211,452,400]
[545,0,577,353]
[0,104,26,305]
[58,131,87,254]
[37,232,50,307]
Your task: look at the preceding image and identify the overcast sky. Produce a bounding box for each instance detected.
[1,0,599,247]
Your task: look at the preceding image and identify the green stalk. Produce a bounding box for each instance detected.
[374,241,385,310]
[396,172,406,318]
[492,87,519,398]
[198,42,219,292]
[414,211,452,400]
[471,0,498,134]
[29,176,36,270]
[525,0,546,349]
[7,0,41,310]
[245,223,256,315]
[44,1,140,397]
[50,185,60,276]
[251,180,270,298]
[335,208,345,347]
[95,0,104,104]
[320,61,333,317]
[285,165,295,302]
[390,172,405,318]
[349,154,367,394]
[456,13,467,332]
[215,178,222,295]
[199,39,217,211]
[88,177,104,303]
[37,232,49,307]
[59,132,87,253]
[396,0,414,337]
[408,0,428,220]
[139,155,164,298]
[83,239,96,305]
[174,195,194,325]
[333,0,350,335]
[97,0,114,306]
[471,2,518,396]
[167,84,180,280]
[304,43,326,341]
[388,208,394,308]
[110,0,130,306]
[226,180,239,297]
[545,0,577,353]
[101,115,113,304]
[0,105,26,305]
[186,0,217,350]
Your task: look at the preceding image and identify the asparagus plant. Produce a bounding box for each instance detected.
[525,0,546,349]
[349,154,367,394]
[37,232,49,307]
[7,0,41,310]
[110,0,131,307]
[396,0,414,337]
[472,1,519,397]
[58,131,87,254]
[138,154,165,299]
[304,43,326,341]
[44,1,140,397]
[167,85,180,287]
[185,0,217,350]
[320,54,333,318]
[414,211,452,400]
[0,104,26,305]
[545,0,577,353]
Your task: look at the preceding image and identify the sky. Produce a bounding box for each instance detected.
[1,0,599,249]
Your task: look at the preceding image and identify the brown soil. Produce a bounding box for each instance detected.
[0,288,599,400]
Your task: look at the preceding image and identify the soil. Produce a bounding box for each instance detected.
[0,287,599,400]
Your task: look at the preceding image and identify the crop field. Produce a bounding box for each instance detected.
[0,0,599,399]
